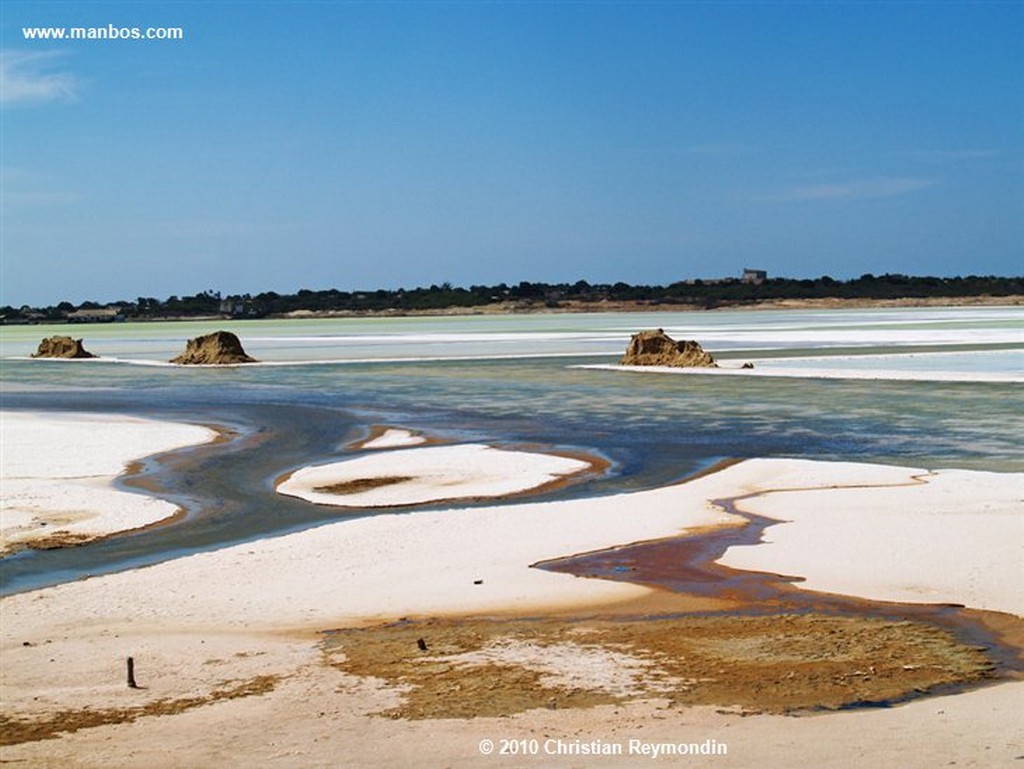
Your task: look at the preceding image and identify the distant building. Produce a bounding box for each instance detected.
[219,299,249,317]
[67,308,124,323]
[742,268,768,285]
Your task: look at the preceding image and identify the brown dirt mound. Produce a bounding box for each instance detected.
[170,331,257,365]
[31,336,96,359]
[325,613,996,719]
[620,329,717,367]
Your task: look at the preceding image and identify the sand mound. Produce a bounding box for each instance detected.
[31,336,96,359]
[620,329,717,367]
[170,331,257,365]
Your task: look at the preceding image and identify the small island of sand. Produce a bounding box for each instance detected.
[276,443,595,508]
[351,426,429,450]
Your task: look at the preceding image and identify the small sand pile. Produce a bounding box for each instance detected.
[170,331,257,364]
[31,336,96,359]
[620,329,717,368]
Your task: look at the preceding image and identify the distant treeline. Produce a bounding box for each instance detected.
[3,274,1022,323]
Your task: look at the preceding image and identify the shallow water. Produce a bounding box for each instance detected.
[1,307,1021,593]
[2,306,1021,364]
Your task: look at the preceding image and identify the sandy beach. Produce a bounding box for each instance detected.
[1,410,1022,766]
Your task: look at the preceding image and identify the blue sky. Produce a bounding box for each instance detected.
[2,1,1021,306]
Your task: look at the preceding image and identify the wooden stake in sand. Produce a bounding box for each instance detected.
[127,656,139,689]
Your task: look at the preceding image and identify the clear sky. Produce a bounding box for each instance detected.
[2,1,1021,306]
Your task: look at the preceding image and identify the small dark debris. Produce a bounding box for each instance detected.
[417,638,428,652]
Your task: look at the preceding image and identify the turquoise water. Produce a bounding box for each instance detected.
[1,307,1021,592]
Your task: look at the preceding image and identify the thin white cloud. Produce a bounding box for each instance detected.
[0,51,78,105]
[775,176,938,202]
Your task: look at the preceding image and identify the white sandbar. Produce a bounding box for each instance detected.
[6,456,1017,636]
[359,427,427,449]
[0,411,216,554]
[580,362,1024,383]
[277,443,592,507]
[717,459,1024,616]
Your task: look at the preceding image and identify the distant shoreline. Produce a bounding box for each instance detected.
[276,294,1024,318]
[4,293,1021,326]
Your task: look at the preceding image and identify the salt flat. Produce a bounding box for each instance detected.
[0,411,215,555]
[1,412,1021,766]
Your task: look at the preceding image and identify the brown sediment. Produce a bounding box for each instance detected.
[324,613,996,720]
[2,517,195,558]
[0,675,279,747]
[17,532,97,553]
[315,476,414,494]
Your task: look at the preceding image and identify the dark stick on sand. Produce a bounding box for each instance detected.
[127,656,139,688]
